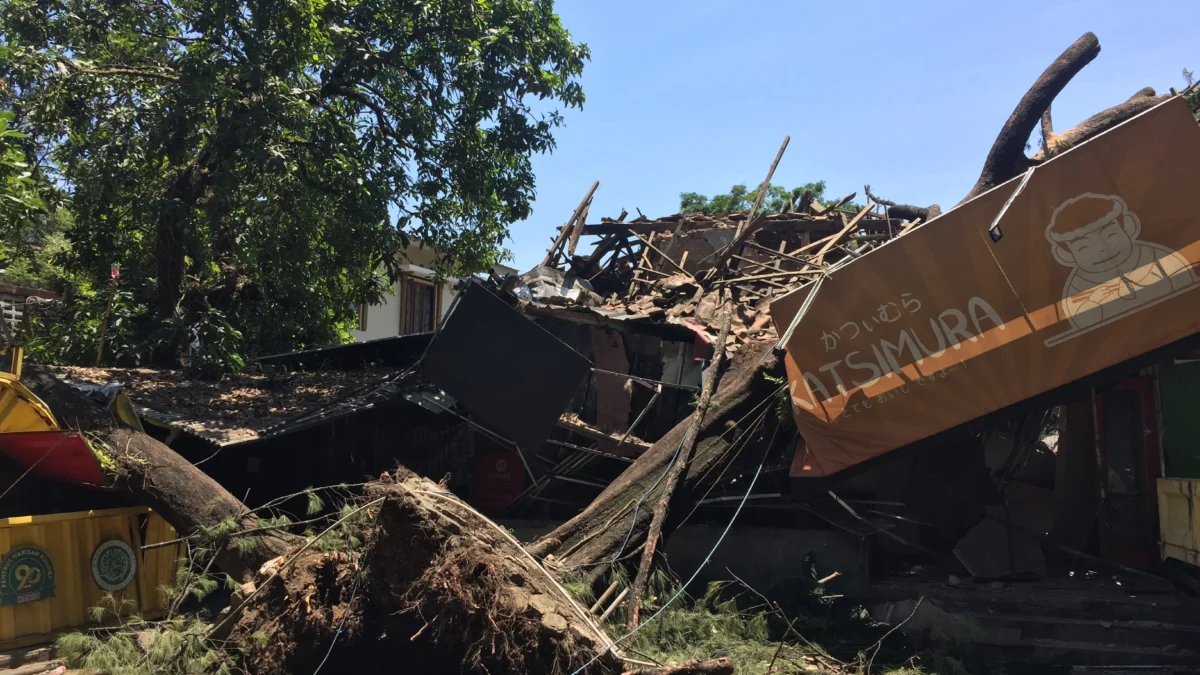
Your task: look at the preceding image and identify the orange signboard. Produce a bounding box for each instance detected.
[771,97,1200,477]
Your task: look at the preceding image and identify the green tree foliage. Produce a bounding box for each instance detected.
[0,109,49,264]
[0,0,587,371]
[0,208,75,292]
[1185,68,1200,120]
[679,180,831,215]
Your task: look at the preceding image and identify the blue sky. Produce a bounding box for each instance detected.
[505,0,1196,272]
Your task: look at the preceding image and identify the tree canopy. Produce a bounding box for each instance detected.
[0,0,587,372]
[679,180,831,216]
[0,109,48,266]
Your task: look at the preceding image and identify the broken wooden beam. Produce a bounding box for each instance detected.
[629,231,695,280]
[734,136,790,244]
[812,201,876,261]
[556,414,652,453]
[712,268,822,285]
[742,240,820,266]
[542,181,600,268]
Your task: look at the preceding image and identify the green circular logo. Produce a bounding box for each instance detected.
[91,540,137,592]
[0,546,55,606]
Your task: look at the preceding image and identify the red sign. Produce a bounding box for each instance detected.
[470,451,524,517]
[0,431,105,486]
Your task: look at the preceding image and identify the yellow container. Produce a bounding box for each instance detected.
[1158,477,1200,567]
[0,506,181,648]
[0,372,58,435]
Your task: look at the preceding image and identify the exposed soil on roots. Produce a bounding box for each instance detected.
[234,468,621,674]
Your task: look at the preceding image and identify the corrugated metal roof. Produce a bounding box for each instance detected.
[50,365,401,446]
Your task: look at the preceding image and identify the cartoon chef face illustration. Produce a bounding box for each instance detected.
[1048,194,1140,274]
[1044,193,1197,341]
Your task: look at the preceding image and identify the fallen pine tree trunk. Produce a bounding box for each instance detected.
[622,658,734,675]
[22,365,298,581]
[527,339,785,577]
[233,467,624,674]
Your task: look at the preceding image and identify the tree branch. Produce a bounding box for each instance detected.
[57,60,180,83]
[863,185,940,223]
[626,301,732,629]
[960,32,1100,204]
[1040,107,1054,153]
[1033,87,1169,159]
[327,86,414,152]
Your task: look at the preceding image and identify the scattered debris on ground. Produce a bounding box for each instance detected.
[14,30,1200,675]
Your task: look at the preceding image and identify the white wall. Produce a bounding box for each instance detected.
[350,243,453,342]
[352,280,405,342]
[439,283,456,319]
[349,243,519,343]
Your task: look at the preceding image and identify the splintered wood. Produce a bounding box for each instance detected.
[543,187,914,349]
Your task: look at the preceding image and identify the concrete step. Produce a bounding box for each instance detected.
[957,610,1200,652]
[994,665,1196,675]
[865,579,1200,633]
[0,646,57,671]
[869,595,1200,667]
[0,662,65,675]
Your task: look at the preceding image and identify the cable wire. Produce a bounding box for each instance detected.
[566,437,684,571]
[569,419,781,675]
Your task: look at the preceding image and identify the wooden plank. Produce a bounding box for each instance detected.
[581,219,835,236]
[635,266,674,278]
[556,415,651,453]
[99,514,137,615]
[52,519,83,631]
[787,232,837,257]
[742,275,794,290]
[143,513,180,612]
[733,285,769,299]
[0,607,169,651]
[155,519,176,611]
[713,268,823,285]
[628,229,696,279]
[130,512,150,616]
[0,506,150,527]
[63,518,86,629]
[137,515,157,612]
[80,516,101,617]
[812,201,876,261]
[0,528,12,640]
[629,232,655,294]
[709,213,767,278]
[735,136,790,243]
[12,524,52,638]
[743,240,819,266]
[156,516,181,611]
[628,232,694,279]
[823,192,857,212]
[567,200,593,258]
[542,181,599,267]
[729,253,785,274]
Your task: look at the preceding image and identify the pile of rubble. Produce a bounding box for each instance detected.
[507,181,918,351]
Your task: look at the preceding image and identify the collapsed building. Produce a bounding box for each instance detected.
[488,96,1200,666]
[2,34,1200,672]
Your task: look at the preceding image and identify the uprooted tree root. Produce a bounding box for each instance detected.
[234,467,622,675]
[231,551,365,673]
